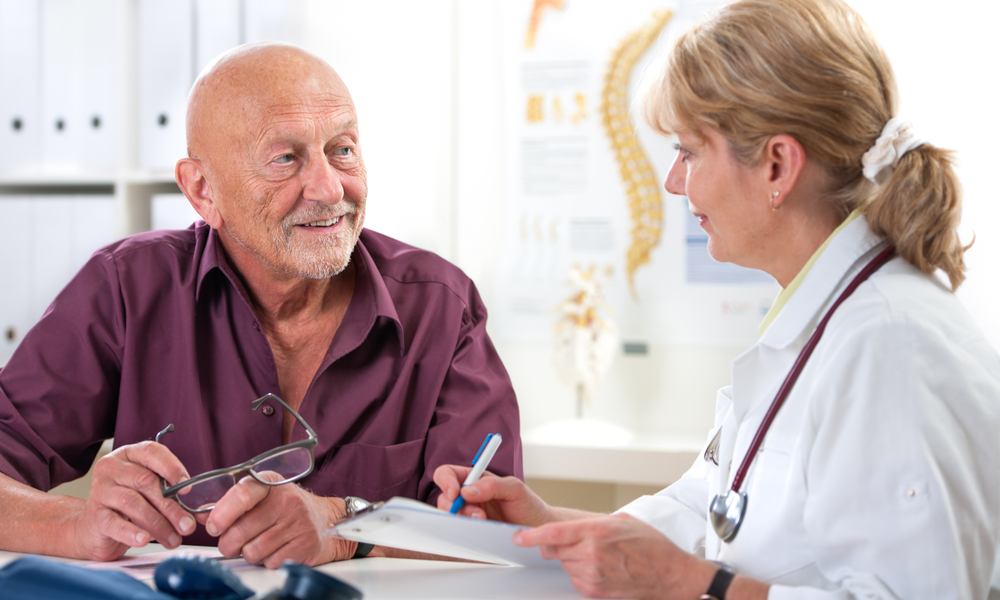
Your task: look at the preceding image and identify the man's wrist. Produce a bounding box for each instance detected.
[342,496,374,559]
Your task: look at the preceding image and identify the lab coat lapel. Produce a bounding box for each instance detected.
[760,217,886,352]
[730,217,886,425]
[712,217,888,561]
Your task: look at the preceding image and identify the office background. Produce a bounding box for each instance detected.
[1,0,998,511]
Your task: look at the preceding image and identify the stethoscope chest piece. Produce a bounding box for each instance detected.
[710,489,747,543]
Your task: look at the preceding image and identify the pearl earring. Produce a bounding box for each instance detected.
[770,191,780,211]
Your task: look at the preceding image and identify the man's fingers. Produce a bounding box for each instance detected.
[120,441,190,488]
[107,442,196,538]
[206,476,269,538]
[92,505,152,548]
[93,457,192,546]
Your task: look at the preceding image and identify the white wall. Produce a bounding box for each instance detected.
[847,0,1000,350]
[300,0,1000,439]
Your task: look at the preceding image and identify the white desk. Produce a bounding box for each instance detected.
[0,545,593,600]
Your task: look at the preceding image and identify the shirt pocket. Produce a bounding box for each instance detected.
[309,437,427,502]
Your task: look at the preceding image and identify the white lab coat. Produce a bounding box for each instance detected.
[620,216,1000,599]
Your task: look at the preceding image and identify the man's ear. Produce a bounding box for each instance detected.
[175,157,223,229]
[762,134,806,210]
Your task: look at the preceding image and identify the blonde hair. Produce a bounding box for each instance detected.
[643,0,966,289]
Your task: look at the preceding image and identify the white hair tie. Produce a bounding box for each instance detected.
[861,117,926,185]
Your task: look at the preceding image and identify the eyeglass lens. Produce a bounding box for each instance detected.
[174,447,314,511]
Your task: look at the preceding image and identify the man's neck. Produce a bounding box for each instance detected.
[218,231,357,424]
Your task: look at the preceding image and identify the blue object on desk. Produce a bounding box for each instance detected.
[281,563,362,600]
[154,554,362,600]
[449,433,503,514]
[155,554,254,600]
[0,555,173,599]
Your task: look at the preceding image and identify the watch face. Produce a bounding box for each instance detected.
[345,496,371,516]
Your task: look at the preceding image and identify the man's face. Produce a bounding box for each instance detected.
[209,71,367,280]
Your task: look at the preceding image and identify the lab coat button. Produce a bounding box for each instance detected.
[906,488,916,497]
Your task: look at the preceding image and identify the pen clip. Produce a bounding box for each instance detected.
[471,433,495,466]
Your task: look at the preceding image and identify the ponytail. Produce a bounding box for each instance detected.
[864,144,967,290]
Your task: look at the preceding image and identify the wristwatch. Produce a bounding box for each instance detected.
[343,496,374,559]
[699,564,735,600]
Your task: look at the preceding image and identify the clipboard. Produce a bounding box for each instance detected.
[324,497,559,568]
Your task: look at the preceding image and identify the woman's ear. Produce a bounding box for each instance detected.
[175,157,224,229]
[762,134,806,210]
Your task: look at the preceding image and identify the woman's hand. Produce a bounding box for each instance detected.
[513,513,719,600]
[433,464,554,527]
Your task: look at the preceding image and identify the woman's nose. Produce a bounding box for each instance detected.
[664,154,685,196]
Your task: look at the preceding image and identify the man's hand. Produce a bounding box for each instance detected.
[201,474,355,568]
[432,464,554,527]
[73,441,196,561]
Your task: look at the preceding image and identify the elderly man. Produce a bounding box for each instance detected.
[0,43,521,567]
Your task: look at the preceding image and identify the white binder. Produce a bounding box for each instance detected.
[0,0,42,171]
[152,193,201,230]
[77,0,118,171]
[0,198,33,366]
[29,196,75,323]
[194,0,241,76]
[69,195,117,272]
[138,0,194,171]
[25,195,115,326]
[40,0,81,169]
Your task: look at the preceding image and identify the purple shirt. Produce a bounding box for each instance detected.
[0,223,522,545]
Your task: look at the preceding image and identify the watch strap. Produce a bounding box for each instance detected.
[352,542,374,559]
[699,565,735,600]
[342,496,375,559]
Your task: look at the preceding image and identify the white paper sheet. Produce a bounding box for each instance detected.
[326,497,559,569]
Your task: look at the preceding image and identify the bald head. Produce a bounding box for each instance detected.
[186,42,353,165]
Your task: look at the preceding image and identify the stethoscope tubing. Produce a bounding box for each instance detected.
[727,244,897,494]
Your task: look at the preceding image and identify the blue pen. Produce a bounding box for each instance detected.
[449,433,503,514]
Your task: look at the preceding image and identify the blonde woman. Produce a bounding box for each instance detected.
[435,0,1000,597]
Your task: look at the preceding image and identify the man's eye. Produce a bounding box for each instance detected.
[274,154,295,164]
[332,147,352,156]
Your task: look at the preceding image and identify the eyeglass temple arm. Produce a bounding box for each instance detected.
[252,393,318,440]
[155,423,175,444]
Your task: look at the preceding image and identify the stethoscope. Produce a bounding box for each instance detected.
[705,244,896,543]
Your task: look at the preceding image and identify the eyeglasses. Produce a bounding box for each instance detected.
[156,394,318,513]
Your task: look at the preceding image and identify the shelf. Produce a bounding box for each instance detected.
[0,169,176,187]
[522,433,703,487]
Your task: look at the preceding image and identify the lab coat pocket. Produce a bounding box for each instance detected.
[307,437,427,502]
[725,444,812,582]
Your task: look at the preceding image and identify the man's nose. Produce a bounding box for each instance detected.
[300,156,345,204]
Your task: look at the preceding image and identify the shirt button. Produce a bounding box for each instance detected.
[253,322,260,331]
[262,405,275,416]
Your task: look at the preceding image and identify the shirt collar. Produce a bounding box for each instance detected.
[194,226,406,354]
[337,230,405,358]
[758,209,863,334]
[758,214,887,349]
[195,223,234,302]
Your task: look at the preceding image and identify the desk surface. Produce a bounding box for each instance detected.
[0,544,592,600]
